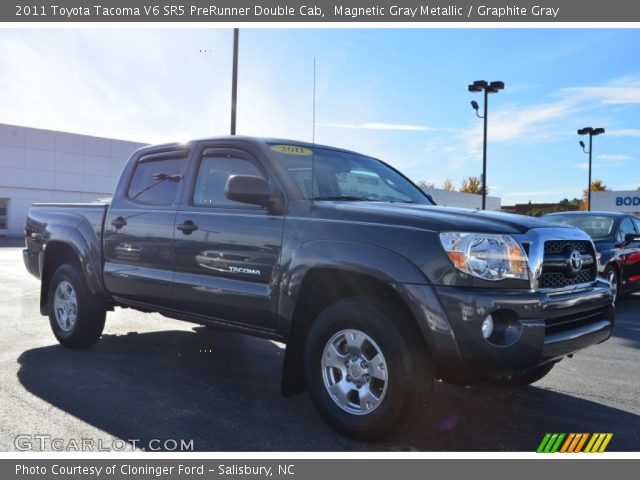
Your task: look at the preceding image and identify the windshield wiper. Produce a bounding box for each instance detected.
[311,195,369,201]
[311,196,417,203]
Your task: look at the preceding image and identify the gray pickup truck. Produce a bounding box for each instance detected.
[24,137,615,439]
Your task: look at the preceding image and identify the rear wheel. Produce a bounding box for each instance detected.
[48,264,106,348]
[304,297,433,440]
[488,363,555,388]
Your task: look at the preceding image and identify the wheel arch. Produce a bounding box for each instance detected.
[603,260,621,285]
[280,265,430,397]
[39,227,105,316]
[604,260,620,275]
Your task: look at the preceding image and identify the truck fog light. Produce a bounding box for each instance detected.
[481,315,494,339]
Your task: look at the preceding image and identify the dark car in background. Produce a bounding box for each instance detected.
[542,212,640,301]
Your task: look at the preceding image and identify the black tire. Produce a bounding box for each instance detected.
[304,297,434,441]
[47,264,106,348]
[488,363,555,388]
[604,265,619,304]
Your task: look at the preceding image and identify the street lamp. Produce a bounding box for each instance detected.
[468,80,505,210]
[577,127,605,211]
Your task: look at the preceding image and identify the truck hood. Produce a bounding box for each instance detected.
[316,201,562,234]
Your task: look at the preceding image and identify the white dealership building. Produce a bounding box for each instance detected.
[591,190,640,215]
[423,187,502,211]
[0,123,145,236]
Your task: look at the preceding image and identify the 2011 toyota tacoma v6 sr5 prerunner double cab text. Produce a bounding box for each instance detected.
[24,137,615,440]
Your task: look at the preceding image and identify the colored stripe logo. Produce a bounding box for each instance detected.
[537,433,612,453]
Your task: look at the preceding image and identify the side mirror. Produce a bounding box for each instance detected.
[425,193,436,205]
[225,175,272,207]
[624,233,640,245]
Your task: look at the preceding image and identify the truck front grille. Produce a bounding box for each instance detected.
[545,307,608,335]
[544,240,592,255]
[539,240,597,290]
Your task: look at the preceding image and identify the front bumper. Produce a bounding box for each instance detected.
[433,279,614,377]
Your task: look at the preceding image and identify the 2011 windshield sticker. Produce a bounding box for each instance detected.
[271,145,312,156]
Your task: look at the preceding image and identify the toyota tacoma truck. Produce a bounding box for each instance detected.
[23,137,615,440]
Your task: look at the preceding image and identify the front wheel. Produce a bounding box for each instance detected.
[304,297,434,440]
[604,265,619,304]
[48,264,106,348]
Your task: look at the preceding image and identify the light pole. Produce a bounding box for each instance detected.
[230,28,239,135]
[468,80,504,210]
[577,127,605,211]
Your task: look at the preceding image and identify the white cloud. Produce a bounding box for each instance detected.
[564,86,640,104]
[476,76,640,149]
[488,102,576,142]
[607,129,640,137]
[318,122,447,132]
[456,100,577,162]
[575,155,631,171]
[597,154,633,162]
[563,77,640,105]
[429,75,640,175]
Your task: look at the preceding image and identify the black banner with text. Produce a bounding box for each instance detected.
[3,0,640,22]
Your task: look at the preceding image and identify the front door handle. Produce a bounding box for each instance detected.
[177,220,198,234]
[111,217,127,229]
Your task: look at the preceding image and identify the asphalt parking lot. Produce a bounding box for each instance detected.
[1,239,638,452]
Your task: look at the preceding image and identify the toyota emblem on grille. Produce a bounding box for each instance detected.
[569,249,583,272]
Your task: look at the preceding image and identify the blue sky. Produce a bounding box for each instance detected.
[0,28,639,204]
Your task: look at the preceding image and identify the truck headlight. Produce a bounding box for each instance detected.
[439,232,529,281]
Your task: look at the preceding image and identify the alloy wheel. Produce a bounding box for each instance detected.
[321,329,389,415]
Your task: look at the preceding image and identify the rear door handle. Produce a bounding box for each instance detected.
[111,217,127,229]
[177,220,198,234]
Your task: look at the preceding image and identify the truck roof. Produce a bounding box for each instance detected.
[134,136,369,158]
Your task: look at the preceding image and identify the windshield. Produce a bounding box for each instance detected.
[544,214,615,239]
[270,144,432,204]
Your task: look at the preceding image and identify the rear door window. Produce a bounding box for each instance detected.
[127,155,186,205]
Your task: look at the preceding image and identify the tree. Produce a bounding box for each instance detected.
[581,180,610,210]
[442,178,455,191]
[460,176,488,195]
[416,180,435,190]
[590,180,609,192]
